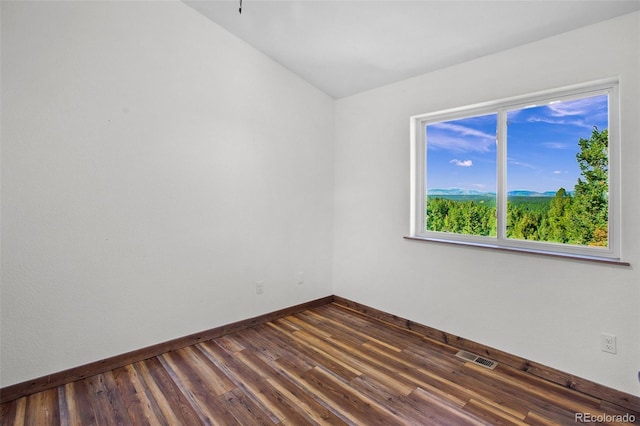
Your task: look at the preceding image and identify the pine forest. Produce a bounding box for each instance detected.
[426,128,609,247]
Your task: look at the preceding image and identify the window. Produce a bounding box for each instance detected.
[409,80,620,260]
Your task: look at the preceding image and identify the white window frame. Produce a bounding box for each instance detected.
[409,79,621,261]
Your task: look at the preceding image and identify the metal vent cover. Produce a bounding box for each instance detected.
[455,350,498,370]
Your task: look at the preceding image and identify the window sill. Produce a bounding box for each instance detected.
[403,236,630,266]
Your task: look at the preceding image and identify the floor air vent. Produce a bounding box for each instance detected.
[455,350,498,370]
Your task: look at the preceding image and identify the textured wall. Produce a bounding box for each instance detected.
[1,1,335,387]
[333,12,640,396]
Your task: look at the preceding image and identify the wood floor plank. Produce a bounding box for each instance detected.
[524,409,568,426]
[302,365,404,426]
[235,354,349,425]
[141,357,203,425]
[399,345,535,418]
[325,303,456,353]
[159,350,239,425]
[267,321,363,380]
[271,316,302,333]
[23,387,58,425]
[0,396,25,425]
[218,388,277,426]
[400,361,528,421]
[270,355,349,425]
[286,314,334,339]
[349,372,470,426]
[462,362,607,417]
[463,397,529,426]
[351,329,528,420]
[235,326,296,362]
[197,341,310,425]
[299,310,404,357]
[63,380,99,426]
[179,346,236,396]
[324,337,418,396]
[3,302,639,425]
[406,386,488,426]
[307,307,408,352]
[131,360,184,425]
[251,323,319,372]
[112,363,168,425]
[215,335,246,353]
[289,328,395,384]
[294,320,420,394]
[237,329,351,425]
[83,372,128,426]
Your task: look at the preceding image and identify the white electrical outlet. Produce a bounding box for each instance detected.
[256,280,264,294]
[601,333,616,354]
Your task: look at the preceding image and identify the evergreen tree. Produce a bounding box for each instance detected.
[570,127,609,246]
[546,188,572,243]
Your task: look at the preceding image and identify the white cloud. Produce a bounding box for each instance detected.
[546,97,602,117]
[553,170,562,174]
[507,157,538,170]
[433,122,495,140]
[428,122,495,153]
[450,159,473,167]
[541,141,571,149]
[526,116,593,129]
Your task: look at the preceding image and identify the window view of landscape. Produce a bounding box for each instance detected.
[425,94,609,247]
[426,112,498,236]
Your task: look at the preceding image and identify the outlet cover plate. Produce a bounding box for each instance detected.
[601,333,616,354]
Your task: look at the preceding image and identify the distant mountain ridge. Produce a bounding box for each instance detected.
[427,188,491,196]
[507,190,558,197]
[427,188,567,197]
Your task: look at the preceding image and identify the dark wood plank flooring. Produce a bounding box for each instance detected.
[2,303,639,425]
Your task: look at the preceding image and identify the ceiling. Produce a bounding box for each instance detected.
[184,1,640,99]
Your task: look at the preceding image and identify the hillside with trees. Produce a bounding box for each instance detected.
[426,128,609,247]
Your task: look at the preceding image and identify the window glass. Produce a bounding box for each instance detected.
[411,81,618,260]
[505,95,609,247]
[425,114,497,236]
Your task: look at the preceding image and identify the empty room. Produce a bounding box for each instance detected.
[1,0,639,424]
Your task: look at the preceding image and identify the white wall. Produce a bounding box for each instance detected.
[0,1,334,387]
[333,12,640,396]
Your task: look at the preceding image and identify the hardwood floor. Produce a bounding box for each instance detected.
[2,303,639,425]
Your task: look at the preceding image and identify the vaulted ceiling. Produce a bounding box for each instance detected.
[185,1,640,98]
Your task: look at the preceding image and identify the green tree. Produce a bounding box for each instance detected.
[546,188,572,243]
[426,198,448,231]
[426,198,496,236]
[570,127,608,246]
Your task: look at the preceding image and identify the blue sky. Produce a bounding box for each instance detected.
[426,94,608,194]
